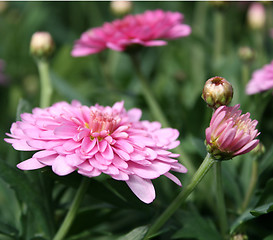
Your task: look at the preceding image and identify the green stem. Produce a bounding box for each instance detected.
[129,54,169,128]
[129,54,195,175]
[53,177,90,240]
[213,9,224,64]
[143,153,215,240]
[241,159,258,212]
[37,60,53,108]
[215,162,228,239]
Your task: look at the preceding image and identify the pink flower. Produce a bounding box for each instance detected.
[246,61,273,95]
[5,101,186,203]
[205,104,260,160]
[71,9,191,56]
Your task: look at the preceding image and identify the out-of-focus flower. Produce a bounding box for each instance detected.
[110,1,132,16]
[246,61,273,95]
[5,101,186,204]
[238,46,255,62]
[71,9,191,57]
[247,2,266,30]
[205,104,259,160]
[30,32,55,59]
[202,76,233,109]
[0,59,9,85]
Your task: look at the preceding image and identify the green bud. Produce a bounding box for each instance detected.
[30,32,55,60]
[202,76,233,109]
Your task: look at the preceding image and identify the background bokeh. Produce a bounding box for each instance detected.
[0,2,273,240]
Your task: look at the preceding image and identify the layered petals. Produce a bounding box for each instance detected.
[71,9,191,56]
[5,100,186,203]
[246,61,273,95]
[205,104,260,160]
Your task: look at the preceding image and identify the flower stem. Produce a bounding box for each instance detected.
[241,159,258,213]
[53,177,90,240]
[143,153,215,240]
[129,54,169,128]
[37,60,53,108]
[129,54,195,174]
[215,161,228,239]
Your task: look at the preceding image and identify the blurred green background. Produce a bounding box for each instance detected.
[0,2,273,240]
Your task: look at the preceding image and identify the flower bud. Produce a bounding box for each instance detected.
[247,3,266,30]
[231,234,248,240]
[30,32,55,59]
[205,104,260,160]
[238,46,255,62]
[202,76,233,109]
[110,1,132,16]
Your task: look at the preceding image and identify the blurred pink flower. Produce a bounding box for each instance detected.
[5,101,186,203]
[246,61,273,95]
[71,9,191,56]
[205,104,259,160]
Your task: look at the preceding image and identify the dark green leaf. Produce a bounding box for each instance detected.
[250,203,273,217]
[118,226,148,240]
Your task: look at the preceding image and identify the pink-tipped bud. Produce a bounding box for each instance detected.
[247,3,266,30]
[30,32,55,59]
[110,1,132,16]
[205,104,260,160]
[202,76,233,109]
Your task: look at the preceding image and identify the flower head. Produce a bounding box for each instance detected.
[205,104,259,160]
[246,61,273,95]
[202,76,233,109]
[5,101,186,204]
[71,9,191,57]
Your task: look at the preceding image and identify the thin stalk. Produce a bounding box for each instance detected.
[143,153,215,240]
[130,54,169,128]
[213,9,224,64]
[37,60,53,109]
[241,159,258,212]
[215,162,228,239]
[129,54,195,175]
[53,177,90,240]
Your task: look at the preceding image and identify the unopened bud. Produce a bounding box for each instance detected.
[30,32,54,59]
[110,1,132,16]
[231,234,248,240]
[238,46,255,62]
[202,76,233,109]
[247,3,266,30]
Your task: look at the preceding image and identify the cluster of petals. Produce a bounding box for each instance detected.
[5,101,186,204]
[71,9,191,56]
[205,104,260,160]
[246,61,273,95]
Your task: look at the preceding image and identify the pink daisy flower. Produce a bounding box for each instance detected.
[205,104,260,160]
[246,61,273,95]
[71,9,191,57]
[5,101,186,204]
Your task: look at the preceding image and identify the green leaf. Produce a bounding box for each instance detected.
[264,234,273,240]
[0,220,18,238]
[172,209,221,240]
[250,202,273,217]
[118,226,148,240]
[0,160,53,239]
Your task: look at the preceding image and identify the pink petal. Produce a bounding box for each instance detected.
[126,175,155,204]
[164,172,182,186]
[52,156,76,176]
[17,158,46,170]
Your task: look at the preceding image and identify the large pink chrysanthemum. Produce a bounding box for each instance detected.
[71,9,191,56]
[5,101,186,203]
[246,61,273,95]
[205,104,260,160]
